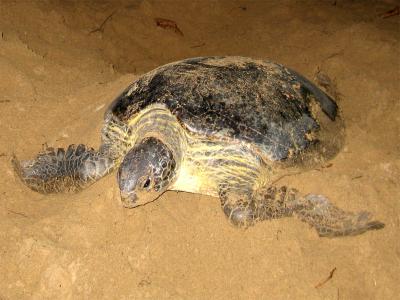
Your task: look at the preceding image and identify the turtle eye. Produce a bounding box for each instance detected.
[142,177,151,189]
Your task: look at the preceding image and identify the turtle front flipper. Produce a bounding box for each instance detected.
[219,186,384,237]
[13,144,114,194]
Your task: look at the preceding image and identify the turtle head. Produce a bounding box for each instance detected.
[117,137,176,208]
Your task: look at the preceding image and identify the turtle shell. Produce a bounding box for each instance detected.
[109,56,340,161]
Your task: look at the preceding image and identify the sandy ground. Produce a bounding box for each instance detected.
[0,1,399,299]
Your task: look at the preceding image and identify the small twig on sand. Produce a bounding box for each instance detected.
[276,229,282,240]
[154,18,184,36]
[89,10,117,34]
[315,267,337,288]
[380,6,399,19]
[270,172,302,185]
[7,209,29,218]
[190,42,205,48]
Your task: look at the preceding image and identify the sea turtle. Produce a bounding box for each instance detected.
[13,56,384,237]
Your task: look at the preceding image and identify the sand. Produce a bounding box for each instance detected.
[0,1,399,299]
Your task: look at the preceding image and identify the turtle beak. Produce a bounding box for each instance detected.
[120,191,138,208]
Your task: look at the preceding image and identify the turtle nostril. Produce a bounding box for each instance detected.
[120,192,137,208]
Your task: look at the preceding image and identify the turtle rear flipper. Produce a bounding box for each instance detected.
[220,186,384,237]
[295,194,385,237]
[13,144,114,194]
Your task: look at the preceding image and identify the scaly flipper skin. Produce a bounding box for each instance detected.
[220,186,384,237]
[12,144,114,193]
[295,194,384,237]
